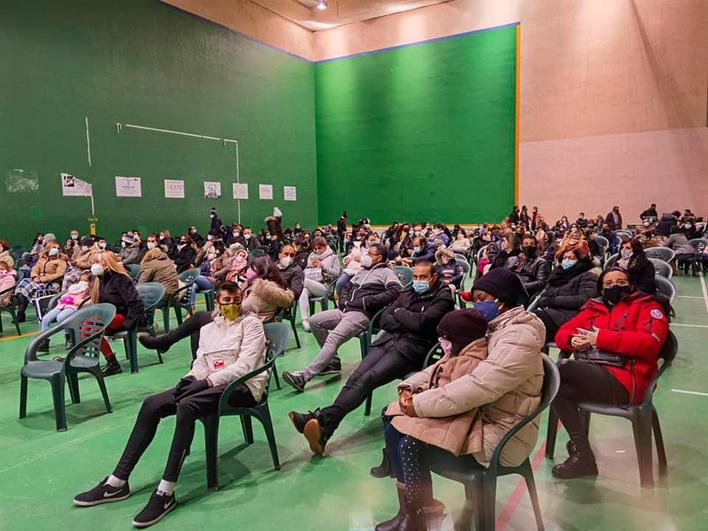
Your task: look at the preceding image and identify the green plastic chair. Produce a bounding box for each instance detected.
[455,257,471,289]
[200,322,291,490]
[654,276,676,303]
[106,282,165,373]
[125,263,141,281]
[545,331,676,489]
[276,299,301,349]
[0,284,22,336]
[159,268,200,332]
[357,307,389,416]
[429,355,559,531]
[308,277,337,316]
[645,247,675,263]
[603,253,619,270]
[19,304,116,431]
[393,266,413,289]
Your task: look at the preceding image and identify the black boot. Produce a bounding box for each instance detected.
[139,331,178,354]
[370,448,393,478]
[101,356,123,377]
[36,338,50,352]
[552,440,598,479]
[16,296,28,323]
[375,481,406,531]
[376,481,427,531]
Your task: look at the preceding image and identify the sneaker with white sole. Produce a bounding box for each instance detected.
[301,319,311,332]
[73,477,130,507]
[283,371,307,392]
[132,489,177,528]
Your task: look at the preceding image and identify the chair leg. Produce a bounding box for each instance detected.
[652,406,668,476]
[308,301,315,316]
[632,409,654,488]
[174,305,183,326]
[93,370,112,413]
[19,375,28,418]
[290,317,301,348]
[257,407,281,470]
[464,479,489,531]
[545,408,559,459]
[364,393,373,417]
[203,415,220,491]
[519,461,545,531]
[241,415,254,444]
[582,410,591,435]
[51,373,67,432]
[162,307,170,334]
[67,371,80,404]
[10,309,22,335]
[127,333,139,373]
[271,360,281,390]
[205,291,215,312]
[481,474,497,531]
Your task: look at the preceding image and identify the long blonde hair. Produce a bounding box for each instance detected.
[90,250,130,303]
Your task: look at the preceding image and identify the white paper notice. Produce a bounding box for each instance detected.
[61,173,92,197]
[283,186,297,202]
[233,183,249,200]
[204,181,222,199]
[164,179,185,199]
[259,184,273,200]
[115,176,142,198]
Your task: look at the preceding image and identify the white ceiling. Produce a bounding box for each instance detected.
[250,0,453,31]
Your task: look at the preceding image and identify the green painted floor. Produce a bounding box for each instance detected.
[0,275,707,531]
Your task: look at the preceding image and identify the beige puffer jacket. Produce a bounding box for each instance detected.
[241,279,294,322]
[409,306,545,467]
[138,251,179,297]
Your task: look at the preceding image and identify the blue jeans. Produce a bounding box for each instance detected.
[189,276,213,307]
[335,272,352,294]
[41,307,76,331]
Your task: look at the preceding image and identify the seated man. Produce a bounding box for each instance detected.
[73,282,267,528]
[282,243,401,392]
[505,234,550,298]
[288,261,454,455]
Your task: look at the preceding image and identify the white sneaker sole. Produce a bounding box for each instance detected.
[73,491,131,507]
[132,500,176,528]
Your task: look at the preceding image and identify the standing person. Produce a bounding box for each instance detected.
[530,206,539,231]
[640,203,658,221]
[209,207,223,235]
[337,211,348,253]
[605,206,623,231]
[283,244,401,391]
[509,205,520,224]
[298,237,342,332]
[73,283,267,528]
[288,261,454,455]
[520,205,530,227]
[91,251,145,376]
[14,241,68,322]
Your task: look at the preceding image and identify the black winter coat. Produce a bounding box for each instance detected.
[99,271,145,329]
[278,263,304,299]
[627,259,656,294]
[534,269,598,328]
[373,279,455,364]
[171,245,196,272]
[507,255,551,297]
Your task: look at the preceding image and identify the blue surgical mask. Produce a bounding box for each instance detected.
[413,246,421,253]
[473,299,500,322]
[412,280,430,294]
[560,258,577,270]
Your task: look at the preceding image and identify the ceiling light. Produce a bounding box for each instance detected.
[316,0,328,10]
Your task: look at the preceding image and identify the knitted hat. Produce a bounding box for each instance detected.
[121,235,135,245]
[437,309,488,354]
[472,267,527,307]
[43,233,56,244]
[80,235,94,247]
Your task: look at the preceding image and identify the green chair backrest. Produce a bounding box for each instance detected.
[456,257,471,275]
[603,253,618,270]
[178,268,200,284]
[594,235,609,252]
[654,276,676,303]
[126,263,141,280]
[645,247,675,263]
[393,266,413,288]
[136,282,166,327]
[64,303,117,359]
[263,322,291,361]
[648,258,672,279]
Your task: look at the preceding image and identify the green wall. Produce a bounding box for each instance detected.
[315,25,518,225]
[0,0,317,245]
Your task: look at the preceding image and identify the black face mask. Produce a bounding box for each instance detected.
[602,285,632,306]
[522,245,536,258]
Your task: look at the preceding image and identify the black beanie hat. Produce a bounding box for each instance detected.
[472,267,527,307]
[79,235,94,247]
[437,309,488,354]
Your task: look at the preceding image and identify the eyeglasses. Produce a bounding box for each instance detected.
[602,280,630,288]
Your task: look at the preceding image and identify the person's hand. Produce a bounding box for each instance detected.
[571,335,591,352]
[576,327,600,347]
[312,259,321,267]
[173,376,195,399]
[399,389,413,402]
[400,394,418,417]
[175,378,209,401]
[343,256,351,265]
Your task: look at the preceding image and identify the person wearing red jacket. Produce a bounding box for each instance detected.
[551,267,669,479]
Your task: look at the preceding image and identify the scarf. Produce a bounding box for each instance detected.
[547,258,593,287]
[307,246,334,268]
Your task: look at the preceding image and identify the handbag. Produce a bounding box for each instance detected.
[574,347,628,368]
[304,267,323,283]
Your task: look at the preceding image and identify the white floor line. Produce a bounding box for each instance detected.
[700,273,708,313]
[670,323,708,328]
[672,389,708,398]
[678,295,704,299]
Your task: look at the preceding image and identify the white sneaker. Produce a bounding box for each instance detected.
[302,319,311,332]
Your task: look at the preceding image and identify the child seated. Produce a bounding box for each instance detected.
[40,277,91,333]
[0,262,17,307]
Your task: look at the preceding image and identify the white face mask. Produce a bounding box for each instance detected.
[48,247,59,256]
[620,248,633,259]
[71,233,79,240]
[121,241,127,248]
[147,242,157,250]
[98,242,107,249]
[360,255,374,268]
[91,263,104,276]
[280,256,293,267]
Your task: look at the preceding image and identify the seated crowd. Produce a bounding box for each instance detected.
[1,203,704,529]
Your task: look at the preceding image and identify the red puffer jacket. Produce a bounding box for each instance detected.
[555,292,669,404]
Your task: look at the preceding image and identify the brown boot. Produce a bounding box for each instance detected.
[375,481,407,531]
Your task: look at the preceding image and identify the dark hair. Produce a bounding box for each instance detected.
[596,267,633,292]
[622,238,648,270]
[0,239,9,249]
[218,281,241,295]
[368,243,387,257]
[413,260,436,275]
[312,236,328,249]
[250,255,288,289]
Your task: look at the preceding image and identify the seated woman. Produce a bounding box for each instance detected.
[0,239,14,269]
[449,229,471,254]
[38,275,92,350]
[337,239,366,294]
[0,261,17,307]
[298,236,341,332]
[373,268,544,530]
[662,225,696,274]
[434,247,463,291]
[225,248,250,286]
[506,235,551,298]
[240,255,294,322]
[118,235,142,265]
[138,248,179,301]
[551,267,669,478]
[532,243,598,340]
[91,251,145,376]
[617,238,655,294]
[206,244,237,284]
[490,233,521,270]
[14,241,68,322]
[170,235,197,273]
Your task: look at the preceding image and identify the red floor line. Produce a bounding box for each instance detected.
[495,440,548,531]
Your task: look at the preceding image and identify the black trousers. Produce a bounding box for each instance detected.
[160,310,213,359]
[113,383,256,482]
[318,340,418,434]
[534,309,560,342]
[552,360,630,447]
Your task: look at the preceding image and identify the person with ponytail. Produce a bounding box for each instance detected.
[91,251,144,376]
[551,267,670,479]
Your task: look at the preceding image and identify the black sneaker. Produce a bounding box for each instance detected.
[132,489,177,528]
[319,359,342,375]
[73,477,131,507]
[303,417,330,456]
[551,452,599,479]
[370,448,393,478]
[101,357,122,377]
[283,371,306,392]
[288,410,315,433]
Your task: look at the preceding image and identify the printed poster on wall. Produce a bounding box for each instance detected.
[115,176,142,198]
[259,184,273,200]
[233,182,249,200]
[61,173,92,197]
[204,181,221,199]
[283,186,297,202]
[164,179,185,199]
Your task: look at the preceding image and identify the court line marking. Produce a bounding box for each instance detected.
[496,440,547,529]
[669,323,708,329]
[0,331,38,342]
[672,389,708,398]
[678,295,703,299]
[699,273,708,313]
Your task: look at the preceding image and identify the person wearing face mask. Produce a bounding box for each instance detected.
[0,239,15,269]
[298,237,342,332]
[284,244,401,392]
[288,261,454,455]
[64,229,82,261]
[240,255,294,322]
[605,205,623,231]
[61,236,99,290]
[14,242,69,322]
[276,244,304,299]
[506,235,551,298]
[0,261,17,308]
[449,229,471,254]
[169,235,196,273]
[434,248,464,290]
[551,268,670,479]
[600,223,621,255]
[118,234,141,265]
[137,247,179,300]
[224,248,250,285]
[373,309,489,530]
[531,243,598,339]
[403,237,435,266]
[617,239,655,294]
[95,237,108,252]
[74,283,267,527]
[38,275,92,351]
[338,238,367,294]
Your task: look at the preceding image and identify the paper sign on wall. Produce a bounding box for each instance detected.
[259,184,273,200]
[233,183,249,200]
[204,181,221,199]
[115,176,142,197]
[164,179,185,199]
[61,173,92,197]
[283,186,297,202]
